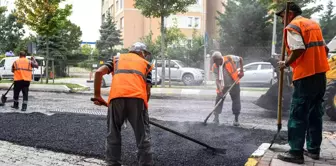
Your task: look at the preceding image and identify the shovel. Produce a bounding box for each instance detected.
[203,78,240,125]
[269,1,290,149]
[90,98,227,155]
[0,83,14,106]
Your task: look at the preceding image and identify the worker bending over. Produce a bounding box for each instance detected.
[92,42,154,166]
[211,51,244,126]
[11,51,38,111]
[276,2,330,164]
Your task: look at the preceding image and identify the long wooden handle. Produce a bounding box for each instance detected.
[277,1,290,126]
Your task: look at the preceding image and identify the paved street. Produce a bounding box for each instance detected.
[0,91,334,166]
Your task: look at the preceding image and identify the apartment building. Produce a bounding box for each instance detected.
[101,0,225,49]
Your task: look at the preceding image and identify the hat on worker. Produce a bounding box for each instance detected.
[275,2,302,17]
[129,42,151,55]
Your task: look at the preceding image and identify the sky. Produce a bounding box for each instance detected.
[2,0,335,43]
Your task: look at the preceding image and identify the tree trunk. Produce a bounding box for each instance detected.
[160,16,166,88]
[46,37,49,84]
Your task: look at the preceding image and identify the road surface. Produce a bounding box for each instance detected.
[0,91,334,166]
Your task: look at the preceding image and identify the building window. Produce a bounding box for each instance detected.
[119,0,123,9]
[195,0,201,5]
[120,17,124,30]
[194,17,200,28]
[188,17,193,27]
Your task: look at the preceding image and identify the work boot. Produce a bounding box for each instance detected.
[277,151,304,164]
[11,102,19,109]
[21,104,27,112]
[304,149,320,160]
[213,114,219,125]
[233,115,240,126]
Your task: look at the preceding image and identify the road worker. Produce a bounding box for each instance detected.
[211,51,244,126]
[92,42,154,166]
[275,2,330,164]
[11,51,38,111]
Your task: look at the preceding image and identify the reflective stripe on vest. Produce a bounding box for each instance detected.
[13,58,32,81]
[108,53,153,108]
[284,16,330,81]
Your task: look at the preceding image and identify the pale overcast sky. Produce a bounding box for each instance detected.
[2,0,334,42]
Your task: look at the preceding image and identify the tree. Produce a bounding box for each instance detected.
[217,0,272,59]
[96,12,121,59]
[15,0,72,83]
[0,8,25,53]
[134,0,197,87]
[320,0,336,43]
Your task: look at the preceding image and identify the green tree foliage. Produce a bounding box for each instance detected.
[134,0,197,87]
[96,12,121,59]
[320,0,336,43]
[0,8,25,53]
[15,0,72,83]
[217,0,272,58]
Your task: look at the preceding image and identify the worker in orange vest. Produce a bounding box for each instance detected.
[276,2,330,164]
[92,42,154,166]
[11,51,39,111]
[211,51,244,126]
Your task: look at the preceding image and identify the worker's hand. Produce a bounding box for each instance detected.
[238,71,244,78]
[91,96,107,107]
[278,61,287,70]
[219,87,225,97]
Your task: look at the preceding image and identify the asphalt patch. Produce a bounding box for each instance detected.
[0,112,287,166]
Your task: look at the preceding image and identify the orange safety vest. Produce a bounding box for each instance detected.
[284,16,330,81]
[13,58,32,81]
[211,56,239,93]
[108,53,153,109]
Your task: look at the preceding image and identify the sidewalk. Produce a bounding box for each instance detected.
[0,83,266,99]
[245,132,336,166]
[0,140,106,166]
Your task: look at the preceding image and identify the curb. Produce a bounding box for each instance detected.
[244,143,270,166]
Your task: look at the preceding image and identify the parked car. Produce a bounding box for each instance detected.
[0,56,45,81]
[151,59,205,86]
[238,62,277,87]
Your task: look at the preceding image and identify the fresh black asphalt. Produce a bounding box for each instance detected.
[0,112,287,166]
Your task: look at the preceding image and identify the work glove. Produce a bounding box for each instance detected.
[91,96,108,107]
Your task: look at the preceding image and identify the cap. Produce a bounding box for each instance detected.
[129,42,150,54]
[275,2,302,17]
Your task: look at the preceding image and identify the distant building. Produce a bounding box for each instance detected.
[101,0,226,48]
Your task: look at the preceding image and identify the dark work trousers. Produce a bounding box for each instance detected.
[288,72,326,156]
[214,83,241,116]
[106,98,153,166]
[13,80,30,105]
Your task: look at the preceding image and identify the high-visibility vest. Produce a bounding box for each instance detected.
[108,53,153,108]
[284,16,330,81]
[13,58,32,81]
[211,56,239,93]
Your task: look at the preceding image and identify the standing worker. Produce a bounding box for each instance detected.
[92,42,154,166]
[11,51,38,111]
[211,51,244,126]
[276,2,330,164]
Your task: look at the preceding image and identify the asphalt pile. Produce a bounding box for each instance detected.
[0,112,287,166]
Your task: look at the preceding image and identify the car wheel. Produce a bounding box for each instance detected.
[182,73,194,86]
[34,77,40,82]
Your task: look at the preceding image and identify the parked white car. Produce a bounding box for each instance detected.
[0,56,45,81]
[151,59,205,86]
[238,62,277,87]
